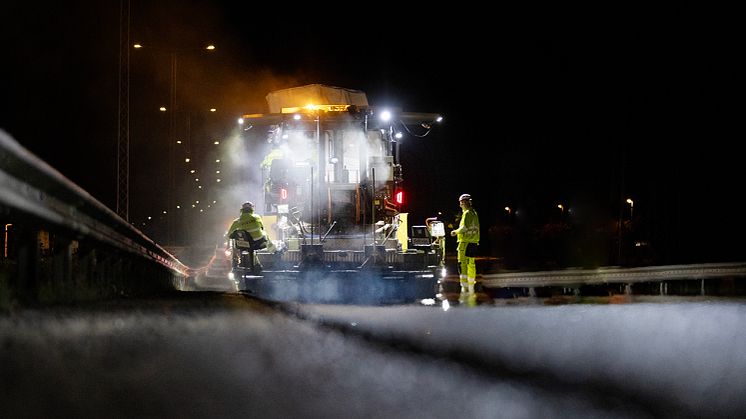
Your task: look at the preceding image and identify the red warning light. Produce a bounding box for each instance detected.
[395,190,404,205]
[280,188,288,200]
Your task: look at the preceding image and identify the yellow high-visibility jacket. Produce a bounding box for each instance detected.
[455,208,479,244]
[227,210,266,244]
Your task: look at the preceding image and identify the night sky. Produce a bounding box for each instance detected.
[2,1,743,267]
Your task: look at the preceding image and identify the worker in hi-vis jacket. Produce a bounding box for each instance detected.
[451,193,480,293]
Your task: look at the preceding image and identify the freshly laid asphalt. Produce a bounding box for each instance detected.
[2,291,744,418]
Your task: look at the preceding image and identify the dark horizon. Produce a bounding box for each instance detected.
[2,1,743,268]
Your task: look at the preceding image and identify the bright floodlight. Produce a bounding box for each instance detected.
[237,118,244,125]
[293,114,301,120]
[379,110,392,122]
[436,116,443,122]
[395,132,403,139]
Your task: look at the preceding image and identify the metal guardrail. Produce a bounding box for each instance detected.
[0,129,189,304]
[481,262,746,289]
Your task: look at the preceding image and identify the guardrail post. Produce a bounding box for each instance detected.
[51,235,73,300]
[15,226,40,302]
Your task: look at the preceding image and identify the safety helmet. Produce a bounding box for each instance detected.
[458,193,472,202]
[241,201,254,211]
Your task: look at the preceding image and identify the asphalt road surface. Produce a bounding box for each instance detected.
[2,291,744,418]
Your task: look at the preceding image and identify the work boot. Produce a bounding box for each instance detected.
[460,281,469,294]
[467,282,476,294]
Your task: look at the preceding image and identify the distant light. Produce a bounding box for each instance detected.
[379,110,392,122]
[147,216,152,220]
[159,107,167,112]
[190,169,195,173]
[133,44,142,49]
[162,211,167,214]
[436,116,443,123]
[195,178,199,182]
[237,118,244,125]
[205,45,216,50]
[215,170,220,174]
[200,209,204,212]
[176,205,181,209]
[212,200,217,204]
[293,114,301,120]
[216,178,221,182]
[394,132,403,139]
[185,158,190,163]
[210,108,217,112]
[215,159,220,163]
[198,185,202,189]
[329,157,339,164]
[176,140,182,144]
[213,141,220,145]
[195,201,200,204]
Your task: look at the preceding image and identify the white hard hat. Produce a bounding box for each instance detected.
[458,193,472,202]
[241,201,254,211]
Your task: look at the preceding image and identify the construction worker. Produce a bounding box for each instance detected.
[226,201,274,272]
[450,193,480,293]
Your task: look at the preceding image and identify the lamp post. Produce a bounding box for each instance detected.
[626,198,634,220]
[133,43,215,245]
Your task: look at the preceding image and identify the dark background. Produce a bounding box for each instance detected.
[2,1,743,268]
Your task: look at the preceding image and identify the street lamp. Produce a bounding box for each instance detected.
[133,42,215,245]
[626,198,634,220]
